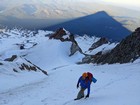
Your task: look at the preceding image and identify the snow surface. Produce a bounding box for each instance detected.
[0,29,140,105]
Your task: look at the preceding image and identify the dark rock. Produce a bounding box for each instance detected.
[94,27,140,64]
[0,62,3,65]
[22,63,30,70]
[50,28,84,56]
[4,55,17,62]
[41,70,48,75]
[24,58,48,75]
[19,63,38,71]
[82,55,92,64]
[13,68,18,72]
[89,37,108,50]
[15,43,25,49]
[20,45,25,50]
[19,64,25,70]
[30,66,37,71]
[49,28,67,40]
[69,41,83,56]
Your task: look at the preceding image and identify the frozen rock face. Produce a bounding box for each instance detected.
[49,28,84,56]
[49,28,75,42]
[94,27,140,64]
[49,28,67,41]
[2,55,48,75]
[88,37,108,51]
[69,41,83,56]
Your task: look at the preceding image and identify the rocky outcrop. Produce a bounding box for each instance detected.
[49,28,84,56]
[3,55,48,75]
[22,58,48,75]
[81,55,94,64]
[19,63,37,71]
[69,41,84,56]
[49,28,68,41]
[94,27,140,64]
[89,37,108,50]
[79,51,102,64]
[49,28,66,39]
[49,28,76,42]
[0,62,3,65]
[4,55,17,62]
[16,42,37,50]
[18,62,48,75]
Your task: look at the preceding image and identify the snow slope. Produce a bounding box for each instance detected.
[25,39,84,70]
[0,29,140,105]
[0,63,140,105]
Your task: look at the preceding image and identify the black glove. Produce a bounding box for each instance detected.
[85,94,89,98]
[77,84,79,89]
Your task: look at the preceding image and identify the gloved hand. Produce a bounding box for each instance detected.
[77,84,79,89]
[85,94,89,98]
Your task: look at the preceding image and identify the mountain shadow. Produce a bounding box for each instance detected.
[45,11,131,41]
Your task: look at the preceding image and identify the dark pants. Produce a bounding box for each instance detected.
[77,88,86,99]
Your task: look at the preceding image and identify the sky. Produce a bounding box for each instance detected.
[102,0,140,6]
[99,0,140,10]
[0,0,140,11]
[82,0,140,5]
[79,0,140,10]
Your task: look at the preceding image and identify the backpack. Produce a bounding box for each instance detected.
[87,72,97,83]
[92,77,97,83]
[87,72,93,81]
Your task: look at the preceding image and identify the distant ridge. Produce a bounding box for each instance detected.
[46,11,131,41]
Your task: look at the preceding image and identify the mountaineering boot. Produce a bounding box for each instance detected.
[74,95,84,100]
